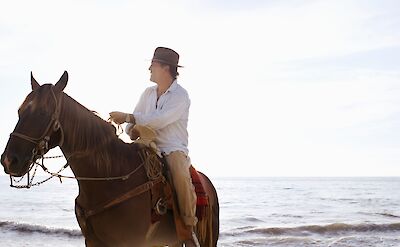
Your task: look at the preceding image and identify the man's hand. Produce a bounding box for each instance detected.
[109,111,127,125]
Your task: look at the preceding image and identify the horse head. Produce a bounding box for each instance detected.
[1,71,68,176]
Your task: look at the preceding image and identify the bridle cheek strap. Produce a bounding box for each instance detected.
[10,86,64,156]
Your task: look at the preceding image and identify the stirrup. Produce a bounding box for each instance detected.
[155,198,167,215]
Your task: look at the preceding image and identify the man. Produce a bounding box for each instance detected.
[109,47,198,246]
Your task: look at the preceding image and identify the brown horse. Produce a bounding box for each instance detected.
[0,71,219,247]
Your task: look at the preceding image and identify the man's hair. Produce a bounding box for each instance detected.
[161,63,179,79]
[169,66,179,79]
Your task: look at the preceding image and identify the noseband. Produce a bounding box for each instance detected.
[10,86,64,160]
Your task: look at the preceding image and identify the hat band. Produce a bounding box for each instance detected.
[152,58,182,67]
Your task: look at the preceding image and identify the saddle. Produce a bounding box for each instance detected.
[148,164,209,222]
[134,125,209,228]
[138,146,208,220]
[138,146,208,243]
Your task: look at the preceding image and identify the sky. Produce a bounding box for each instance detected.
[0,0,399,177]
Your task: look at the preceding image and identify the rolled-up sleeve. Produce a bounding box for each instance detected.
[125,88,150,134]
[134,92,190,130]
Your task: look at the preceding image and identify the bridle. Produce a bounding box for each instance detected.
[9,86,64,188]
[6,85,166,221]
[6,86,154,189]
[11,86,64,157]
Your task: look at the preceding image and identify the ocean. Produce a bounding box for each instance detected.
[0,176,399,246]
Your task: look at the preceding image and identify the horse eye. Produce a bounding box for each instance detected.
[17,100,35,117]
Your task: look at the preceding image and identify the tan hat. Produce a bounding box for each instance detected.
[151,47,183,67]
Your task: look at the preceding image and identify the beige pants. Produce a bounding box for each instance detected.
[165,151,198,226]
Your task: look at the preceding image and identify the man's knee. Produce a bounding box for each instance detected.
[167,152,191,173]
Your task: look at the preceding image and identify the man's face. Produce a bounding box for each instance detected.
[149,61,168,83]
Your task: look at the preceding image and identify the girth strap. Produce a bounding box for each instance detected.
[76,176,165,219]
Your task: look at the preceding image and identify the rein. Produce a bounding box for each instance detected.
[11,151,165,221]
[41,155,145,181]
[7,86,166,220]
[5,82,173,234]
[9,86,65,188]
[10,150,147,188]
[8,87,146,188]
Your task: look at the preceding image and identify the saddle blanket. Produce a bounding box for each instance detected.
[190,166,208,219]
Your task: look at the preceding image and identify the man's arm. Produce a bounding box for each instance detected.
[134,93,190,130]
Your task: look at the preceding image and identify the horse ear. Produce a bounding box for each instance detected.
[31,71,40,90]
[54,71,68,92]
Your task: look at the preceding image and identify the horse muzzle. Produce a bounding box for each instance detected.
[1,151,29,177]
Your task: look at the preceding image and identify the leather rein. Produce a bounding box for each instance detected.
[8,86,158,190]
[9,86,65,188]
[8,86,165,222]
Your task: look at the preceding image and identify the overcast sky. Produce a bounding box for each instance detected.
[0,0,399,177]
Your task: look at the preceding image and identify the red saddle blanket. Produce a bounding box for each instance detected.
[150,165,209,223]
[190,166,209,220]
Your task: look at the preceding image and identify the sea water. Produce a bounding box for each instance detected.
[0,176,399,246]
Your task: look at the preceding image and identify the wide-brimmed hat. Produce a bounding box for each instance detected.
[151,47,183,67]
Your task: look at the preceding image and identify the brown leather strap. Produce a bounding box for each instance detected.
[81,177,164,219]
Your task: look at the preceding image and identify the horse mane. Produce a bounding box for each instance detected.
[59,92,132,173]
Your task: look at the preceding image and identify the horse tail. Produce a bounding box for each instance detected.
[196,172,219,247]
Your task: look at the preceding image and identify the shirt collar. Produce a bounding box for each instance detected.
[165,79,178,93]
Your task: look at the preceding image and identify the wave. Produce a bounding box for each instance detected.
[0,221,82,238]
[245,222,400,236]
[377,212,400,218]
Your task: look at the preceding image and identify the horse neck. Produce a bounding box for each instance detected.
[55,94,149,206]
[57,94,117,176]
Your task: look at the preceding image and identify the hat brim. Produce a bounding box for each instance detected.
[152,58,183,68]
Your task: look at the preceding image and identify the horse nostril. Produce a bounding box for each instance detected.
[2,154,18,172]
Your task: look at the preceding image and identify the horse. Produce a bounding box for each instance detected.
[0,71,219,247]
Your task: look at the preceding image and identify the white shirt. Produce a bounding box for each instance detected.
[127,80,190,155]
